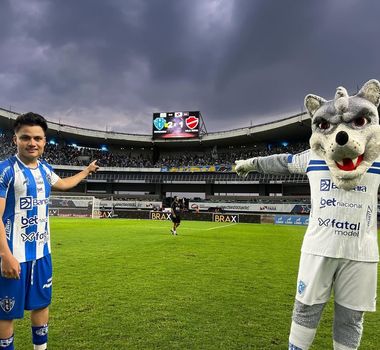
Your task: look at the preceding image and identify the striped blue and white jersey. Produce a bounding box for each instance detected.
[0,156,59,263]
[287,149,380,262]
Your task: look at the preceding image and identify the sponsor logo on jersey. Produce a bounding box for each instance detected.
[298,280,306,295]
[21,215,48,229]
[21,231,49,243]
[5,219,11,241]
[35,175,44,185]
[320,179,332,191]
[0,166,10,184]
[320,179,367,192]
[319,197,362,209]
[21,215,38,229]
[20,197,48,210]
[45,173,52,185]
[0,297,15,313]
[366,206,373,227]
[20,196,32,209]
[318,217,360,237]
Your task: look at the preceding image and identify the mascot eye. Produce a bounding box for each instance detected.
[317,120,331,130]
[352,117,367,127]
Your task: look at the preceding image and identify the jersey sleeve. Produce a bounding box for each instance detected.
[0,161,13,198]
[287,149,310,174]
[41,161,60,186]
[50,171,59,185]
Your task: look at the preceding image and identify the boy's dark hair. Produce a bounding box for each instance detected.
[14,112,48,134]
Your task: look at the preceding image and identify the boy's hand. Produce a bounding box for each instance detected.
[87,160,99,175]
[1,253,21,279]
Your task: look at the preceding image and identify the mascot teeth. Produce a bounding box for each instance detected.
[335,154,363,171]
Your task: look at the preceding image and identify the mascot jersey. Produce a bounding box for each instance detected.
[288,150,380,262]
[0,156,59,263]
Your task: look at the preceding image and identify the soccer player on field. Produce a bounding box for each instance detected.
[170,196,181,235]
[0,112,99,350]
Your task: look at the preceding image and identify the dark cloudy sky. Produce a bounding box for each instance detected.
[1,0,379,134]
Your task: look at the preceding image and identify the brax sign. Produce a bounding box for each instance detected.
[150,212,172,221]
[213,214,239,223]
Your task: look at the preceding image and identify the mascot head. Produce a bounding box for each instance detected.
[305,79,380,190]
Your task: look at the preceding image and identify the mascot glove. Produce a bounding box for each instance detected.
[235,158,257,177]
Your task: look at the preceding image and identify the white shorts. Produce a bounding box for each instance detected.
[295,253,378,312]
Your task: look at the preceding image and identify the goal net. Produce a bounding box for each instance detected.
[49,195,101,219]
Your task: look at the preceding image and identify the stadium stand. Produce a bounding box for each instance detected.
[0,107,312,205]
[0,131,309,168]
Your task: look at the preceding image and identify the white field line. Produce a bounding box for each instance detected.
[205,223,238,231]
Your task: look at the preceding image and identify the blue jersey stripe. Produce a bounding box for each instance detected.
[309,160,326,165]
[367,168,380,174]
[306,166,329,172]
[287,154,293,163]
[371,162,380,168]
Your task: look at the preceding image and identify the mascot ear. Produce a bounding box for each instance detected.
[304,94,326,118]
[357,79,380,107]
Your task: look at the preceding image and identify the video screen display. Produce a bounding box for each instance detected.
[152,111,200,139]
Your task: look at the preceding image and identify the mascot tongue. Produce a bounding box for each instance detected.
[336,155,363,171]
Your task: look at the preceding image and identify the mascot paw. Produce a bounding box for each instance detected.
[235,159,256,177]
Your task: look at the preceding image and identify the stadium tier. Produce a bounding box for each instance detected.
[0,107,311,199]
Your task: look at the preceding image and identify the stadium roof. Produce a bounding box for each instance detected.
[0,107,311,148]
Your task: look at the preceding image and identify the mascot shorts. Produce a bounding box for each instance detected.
[295,252,377,311]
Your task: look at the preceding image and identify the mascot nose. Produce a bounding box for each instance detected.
[335,131,349,146]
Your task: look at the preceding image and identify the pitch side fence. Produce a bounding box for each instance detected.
[48,195,312,224]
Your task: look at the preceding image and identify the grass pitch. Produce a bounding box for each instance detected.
[13,219,380,349]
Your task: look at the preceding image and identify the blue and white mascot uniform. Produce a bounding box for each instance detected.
[235,79,380,350]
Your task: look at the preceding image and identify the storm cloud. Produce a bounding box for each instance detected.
[0,0,379,134]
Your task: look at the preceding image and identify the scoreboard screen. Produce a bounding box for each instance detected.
[152,111,200,139]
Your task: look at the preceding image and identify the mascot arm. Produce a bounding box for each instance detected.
[235,153,291,177]
[235,150,310,177]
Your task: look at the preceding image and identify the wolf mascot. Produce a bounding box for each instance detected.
[235,79,380,350]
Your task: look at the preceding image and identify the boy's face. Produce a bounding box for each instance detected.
[13,125,46,163]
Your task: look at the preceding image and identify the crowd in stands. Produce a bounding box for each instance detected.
[43,144,154,168]
[0,133,309,168]
[155,142,309,168]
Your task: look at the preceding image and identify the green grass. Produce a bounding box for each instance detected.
[12,219,380,349]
